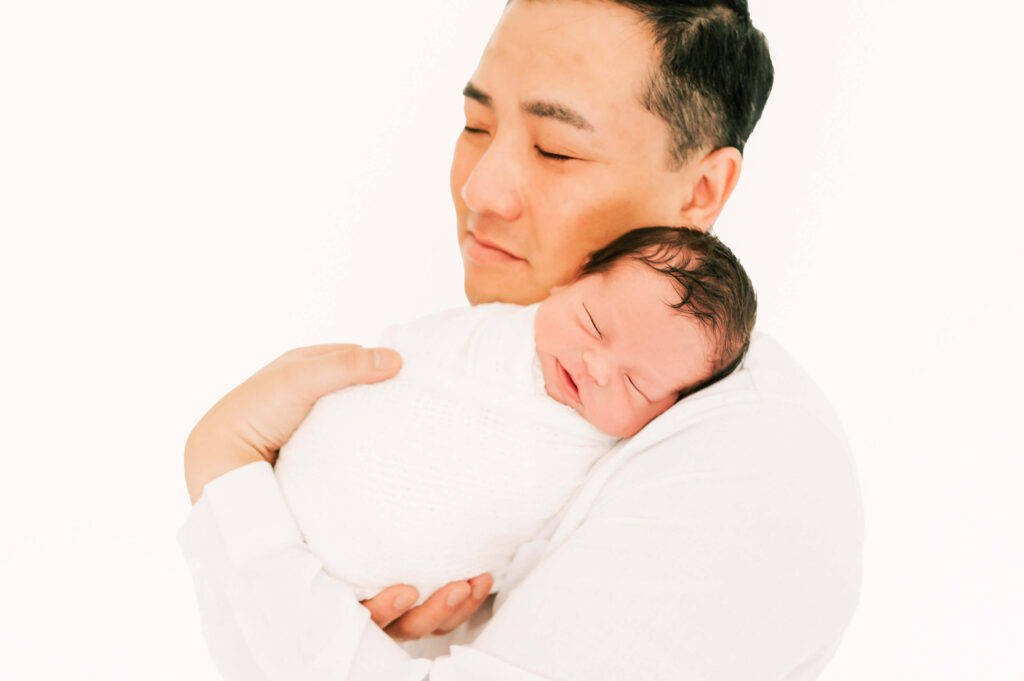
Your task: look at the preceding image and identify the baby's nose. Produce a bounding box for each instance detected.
[582,349,612,387]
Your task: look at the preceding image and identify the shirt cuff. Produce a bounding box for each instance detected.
[178,460,304,570]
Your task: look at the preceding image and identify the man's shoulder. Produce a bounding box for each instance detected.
[379,302,536,344]
[378,302,534,355]
[737,331,848,439]
[378,302,541,387]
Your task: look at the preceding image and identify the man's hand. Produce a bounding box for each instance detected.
[361,574,494,641]
[184,344,402,504]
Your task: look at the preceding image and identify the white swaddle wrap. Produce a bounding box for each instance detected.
[274,303,618,602]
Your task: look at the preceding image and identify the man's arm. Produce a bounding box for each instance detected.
[180,399,862,680]
[184,343,402,504]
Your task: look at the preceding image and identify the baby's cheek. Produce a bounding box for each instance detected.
[614,398,676,438]
[597,404,646,439]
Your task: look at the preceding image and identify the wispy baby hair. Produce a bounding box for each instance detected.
[580,226,757,398]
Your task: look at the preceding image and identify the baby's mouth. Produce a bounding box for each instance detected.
[558,359,580,404]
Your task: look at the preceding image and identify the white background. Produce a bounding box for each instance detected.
[1,1,1021,679]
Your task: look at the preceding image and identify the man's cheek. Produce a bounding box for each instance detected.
[538,250,589,292]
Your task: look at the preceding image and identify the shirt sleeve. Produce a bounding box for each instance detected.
[179,400,861,681]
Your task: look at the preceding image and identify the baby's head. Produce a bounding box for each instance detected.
[534,227,756,438]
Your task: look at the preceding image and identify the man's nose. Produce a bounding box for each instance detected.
[460,136,523,222]
[582,349,612,388]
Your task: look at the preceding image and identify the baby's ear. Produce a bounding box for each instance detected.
[549,284,566,296]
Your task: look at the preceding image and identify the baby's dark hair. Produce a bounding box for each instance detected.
[579,226,756,399]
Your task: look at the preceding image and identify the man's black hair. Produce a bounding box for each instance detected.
[579,226,757,399]
[518,0,774,167]
[616,0,774,166]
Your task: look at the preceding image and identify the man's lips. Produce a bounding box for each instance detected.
[463,232,524,265]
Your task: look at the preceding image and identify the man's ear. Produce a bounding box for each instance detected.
[679,147,743,230]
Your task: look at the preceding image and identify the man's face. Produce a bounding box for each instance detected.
[534,261,713,438]
[451,0,693,305]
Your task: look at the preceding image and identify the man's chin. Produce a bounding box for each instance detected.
[463,273,545,306]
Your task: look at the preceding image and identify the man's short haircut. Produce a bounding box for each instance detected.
[579,226,757,399]
[518,0,773,167]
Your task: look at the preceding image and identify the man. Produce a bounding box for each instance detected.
[181,1,862,679]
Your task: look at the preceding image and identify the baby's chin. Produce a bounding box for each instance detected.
[588,409,653,439]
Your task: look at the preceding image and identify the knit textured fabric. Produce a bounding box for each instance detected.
[274,303,618,602]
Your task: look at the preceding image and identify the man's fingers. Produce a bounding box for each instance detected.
[289,343,363,360]
[434,573,493,635]
[295,346,403,398]
[383,581,473,641]
[360,585,419,629]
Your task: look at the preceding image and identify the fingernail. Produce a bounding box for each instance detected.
[446,583,471,608]
[471,581,489,601]
[373,349,398,371]
[393,592,416,611]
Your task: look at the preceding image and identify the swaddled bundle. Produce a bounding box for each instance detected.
[274,303,618,602]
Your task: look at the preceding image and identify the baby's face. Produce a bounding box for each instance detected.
[534,261,714,438]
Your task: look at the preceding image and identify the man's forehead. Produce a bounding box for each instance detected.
[478,0,655,91]
[466,1,659,139]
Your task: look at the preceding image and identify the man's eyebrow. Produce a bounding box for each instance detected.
[522,99,594,132]
[462,82,594,132]
[462,82,491,106]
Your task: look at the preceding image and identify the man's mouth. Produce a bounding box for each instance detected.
[463,232,524,265]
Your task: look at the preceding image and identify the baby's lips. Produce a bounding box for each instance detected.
[557,358,583,407]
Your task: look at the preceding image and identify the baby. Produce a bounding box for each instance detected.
[274,226,756,603]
